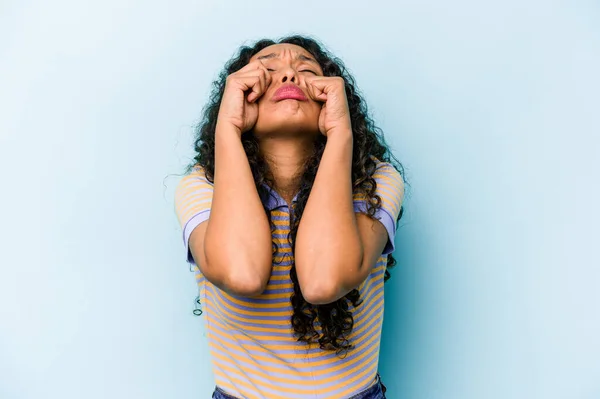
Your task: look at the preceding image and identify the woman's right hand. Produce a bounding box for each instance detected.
[216,60,272,136]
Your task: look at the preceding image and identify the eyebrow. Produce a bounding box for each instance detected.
[257,53,318,65]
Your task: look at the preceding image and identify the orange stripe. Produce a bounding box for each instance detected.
[205,291,383,354]
[207,290,292,316]
[211,345,380,397]
[205,284,383,331]
[205,277,384,335]
[206,291,293,322]
[203,263,384,308]
[212,369,263,399]
[207,318,381,378]
[320,358,379,397]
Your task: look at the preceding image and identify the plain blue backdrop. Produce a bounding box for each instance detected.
[1,1,599,398]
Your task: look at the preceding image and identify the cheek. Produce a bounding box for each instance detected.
[301,102,323,122]
[308,101,323,116]
[256,101,276,121]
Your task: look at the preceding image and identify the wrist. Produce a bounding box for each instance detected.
[325,127,353,144]
[215,120,243,139]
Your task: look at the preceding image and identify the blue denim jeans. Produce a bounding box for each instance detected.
[212,374,387,399]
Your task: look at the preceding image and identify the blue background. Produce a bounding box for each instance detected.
[1,1,599,398]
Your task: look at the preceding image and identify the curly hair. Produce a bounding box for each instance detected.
[185,34,407,355]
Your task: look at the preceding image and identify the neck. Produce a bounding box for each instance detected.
[257,135,315,202]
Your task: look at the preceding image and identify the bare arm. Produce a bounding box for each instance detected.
[188,61,274,297]
[295,76,403,305]
[294,133,388,304]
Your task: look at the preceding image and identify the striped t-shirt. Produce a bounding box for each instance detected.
[174,158,404,399]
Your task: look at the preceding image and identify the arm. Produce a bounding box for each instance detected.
[295,75,404,305]
[196,123,273,296]
[178,61,275,297]
[294,132,390,305]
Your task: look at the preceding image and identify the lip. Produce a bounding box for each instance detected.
[272,84,308,102]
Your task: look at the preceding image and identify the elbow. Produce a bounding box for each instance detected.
[204,243,271,297]
[223,270,268,297]
[300,280,343,305]
[296,255,362,305]
[208,258,270,297]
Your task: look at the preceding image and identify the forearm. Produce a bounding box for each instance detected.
[204,122,273,295]
[294,132,363,302]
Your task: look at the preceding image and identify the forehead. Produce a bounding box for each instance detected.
[251,43,315,61]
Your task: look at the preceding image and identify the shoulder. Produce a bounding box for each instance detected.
[174,165,214,207]
[370,156,404,190]
[176,165,213,191]
[353,157,405,209]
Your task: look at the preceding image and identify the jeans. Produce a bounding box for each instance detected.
[212,374,387,399]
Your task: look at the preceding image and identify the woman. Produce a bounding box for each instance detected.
[175,35,406,399]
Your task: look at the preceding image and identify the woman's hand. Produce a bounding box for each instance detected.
[305,76,352,137]
[217,60,272,136]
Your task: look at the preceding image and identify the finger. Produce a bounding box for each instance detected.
[247,68,271,102]
[237,59,268,74]
[253,68,269,102]
[249,75,266,102]
[240,70,268,102]
[256,59,273,88]
[305,77,327,101]
[234,75,262,102]
[235,60,272,93]
[246,75,263,103]
[239,60,273,90]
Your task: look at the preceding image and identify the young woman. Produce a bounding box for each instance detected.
[175,35,406,399]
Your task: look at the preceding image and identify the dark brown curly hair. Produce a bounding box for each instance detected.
[185,34,407,355]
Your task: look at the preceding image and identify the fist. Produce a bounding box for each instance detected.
[305,76,352,137]
[217,60,272,135]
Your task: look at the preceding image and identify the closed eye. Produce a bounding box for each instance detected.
[265,68,317,74]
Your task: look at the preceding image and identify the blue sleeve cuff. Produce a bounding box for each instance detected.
[353,201,397,255]
[182,210,211,264]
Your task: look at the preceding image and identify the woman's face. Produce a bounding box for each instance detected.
[249,43,325,138]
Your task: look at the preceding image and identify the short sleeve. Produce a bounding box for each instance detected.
[353,161,405,255]
[174,166,214,264]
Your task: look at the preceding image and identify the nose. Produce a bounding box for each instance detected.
[280,66,298,84]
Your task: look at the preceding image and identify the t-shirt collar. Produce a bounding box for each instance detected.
[261,182,298,211]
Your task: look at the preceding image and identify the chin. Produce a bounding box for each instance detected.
[253,101,321,137]
[254,116,319,138]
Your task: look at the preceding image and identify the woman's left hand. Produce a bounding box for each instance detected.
[305,76,352,137]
